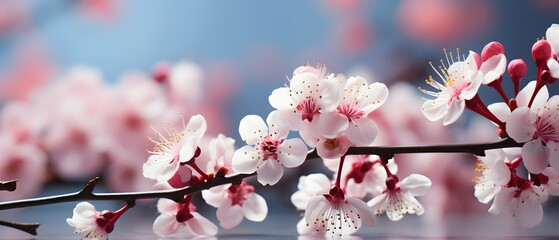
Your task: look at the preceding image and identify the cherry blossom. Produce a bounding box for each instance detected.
[421,49,483,125]
[546,23,559,79]
[488,184,548,228]
[143,114,207,183]
[232,112,307,185]
[303,187,375,236]
[368,174,431,221]
[153,198,217,237]
[291,173,332,210]
[473,149,512,204]
[488,81,549,123]
[479,42,507,85]
[541,167,559,195]
[506,95,559,174]
[268,65,340,131]
[301,131,352,159]
[66,202,129,240]
[205,134,236,173]
[202,181,268,228]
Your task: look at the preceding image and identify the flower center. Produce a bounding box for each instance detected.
[337,101,365,121]
[323,138,340,150]
[296,97,320,122]
[309,194,361,236]
[258,136,283,160]
[227,181,255,206]
[534,115,559,143]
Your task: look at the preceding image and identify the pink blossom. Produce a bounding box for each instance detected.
[488,184,548,228]
[0,101,45,144]
[66,202,129,239]
[204,134,236,173]
[506,96,559,174]
[473,149,512,204]
[368,174,431,221]
[202,181,267,228]
[153,198,217,237]
[488,81,549,124]
[421,50,483,125]
[232,112,307,185]
[291,173,332,210]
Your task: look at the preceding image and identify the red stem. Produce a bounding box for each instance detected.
[188,162,211,181]
[335,156,346,188]
[528,66,543,108]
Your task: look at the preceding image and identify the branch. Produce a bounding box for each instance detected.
[0,180,17,192]
[0,220,39,235]
[0,137,522,234]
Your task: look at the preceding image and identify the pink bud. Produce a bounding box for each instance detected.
[508,59,527,80]
[153,62,170,83]
[471,51,482,69]
[481,41,505,62]
[532,40,552,67]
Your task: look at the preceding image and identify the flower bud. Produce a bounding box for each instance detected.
[508,59,527,80]
[532,40,552,67]
[153,62,170,83]
[482,41,505,62]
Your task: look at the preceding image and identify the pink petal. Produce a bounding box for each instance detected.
[216,199,244,229]
[242,192,268,222]
[268,87,295,110]
[316,112,349,138]
[514,193,543,228]
[277,138,307,168]
[184,114,207,145]
[542,167,559,195]
[506,107,537,143]
[516,81,549,109]
[153,213,180,237]
[345,179,367,198]
[361,82,389,114]
[232,146,260,174]
[347,197,375,226]
[345,117,378,145]
[460,70,483,100]
[400,174,432,196]
[201,185,229,208]
[291,191,311,210]
[143,154,179,182]
[487,102,511,123]
[548,58,559,79]
[304,196,329,224]
[422,97,449,122]
[480,54,507,84]
[256,159,283,186]
[488,187,515,214]
[315,135,352,159]
[156,199,179,214]
[296,218,315,235]
[442,99,465,126]
[266,110,289,140]
[318,75,342,113]
[522,139,549,174]
[367,193,388,214]
[239,115,268,145]
[187,212,218,236]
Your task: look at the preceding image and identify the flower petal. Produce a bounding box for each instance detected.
[367,193,388,215]
[548,141,559,177]
[269,87,295,110]
[242,192,268,222]
[421,97,449,122]
[277,138,308,168]
[239,115,268,145]
[506,107,537,143]
[232,146,260,174]
[400,174,432,196]
[546,23,559,52]
[480,54,507,84]
[522,139,550,174]
[318,75,342,113]
[516,81,549,109]
[345,117,378,145]
[187,212,218,236]
[179,115,208,162]
[488,102,511,123]
[442,99,465,126]
[143,154,179,182]
[201,185,229,208]
[304,196,329,224]
[361,82,389,114]
[316,112,349,138]
[514,193,543,228]
[548,59,559,79]
[266,110,289,140]
[347,197,375,226]
[488,187,515,214]
[256,159,284,186]
[216,199,244,229]
[153,213,181,237]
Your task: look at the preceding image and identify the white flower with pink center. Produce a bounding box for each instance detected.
[506,95,559,174]
[232,111,308,186]
[303,188,375,237]
[66,202,129,240]
[421,49,483,125]
[488,81,549,124]
[153,198,217,237]
[488,184,548,228]
[473,149,512,204]
[316,76,388,146]
[300,131,352,159]
[291,173,332,210]
[143,114,207,183]
[202,181,268,228]
[546,24,559,79]
[368,174,432,221]
[268,65,340,131]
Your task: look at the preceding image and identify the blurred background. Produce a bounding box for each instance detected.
[1,0,559,238]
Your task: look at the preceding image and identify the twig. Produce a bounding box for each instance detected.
[0,138,522,234]
[0,220,39,235]
[0,180,17,192]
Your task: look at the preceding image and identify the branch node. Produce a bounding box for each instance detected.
[0,180,17,192]
[80,177,100,196]
[0,220,40,236]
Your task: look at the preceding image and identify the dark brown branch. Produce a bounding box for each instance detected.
[0,137,523,234]
[0,220,39,235]
[0,180,17,192]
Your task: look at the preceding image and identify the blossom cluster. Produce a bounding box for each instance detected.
[55,23,559,238]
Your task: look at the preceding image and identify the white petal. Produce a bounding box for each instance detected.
[460,70,483,100]
[316,136,352,159]
[256,159,284,186]
[318,75,341,112]
[421,97,449,122]
[184,114,207,146]
[522,139,550,174]
[345,117,378,145]
[547,141,559,178]
[474,183,500,204]
[514,194,543,228]
[187,212,218,236]
[156,199,179,214]
[201,185,229,208]
[242,192,268,222]
[296,218,315,235]
[269,87,295,110]
[487,102,511,123]
[442,99,465,126]
[543,167,559,195]
[304,196,329,224]
[345,179,367,199]
[548,59,559,79]
[361,82,389,114]
[239,115,268,145]
[347,197,375,226]
[367,194,387,214]
[400,174,432,196]
[489,187,515,214]
[266,110,289,140]
[316,112,349,138]
[277,138,307,168]
[232,146,260,174]
[216,199,244,229]
[143,154,180,182]
[291,191,311,210]
[546,23,559,52]
[480,54,507,84]
[516,81,549,109]
[506,107,537,143]
[153,214,181,237]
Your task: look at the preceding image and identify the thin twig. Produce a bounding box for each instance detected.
[0,180,17,192]
[0,220,39,235]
